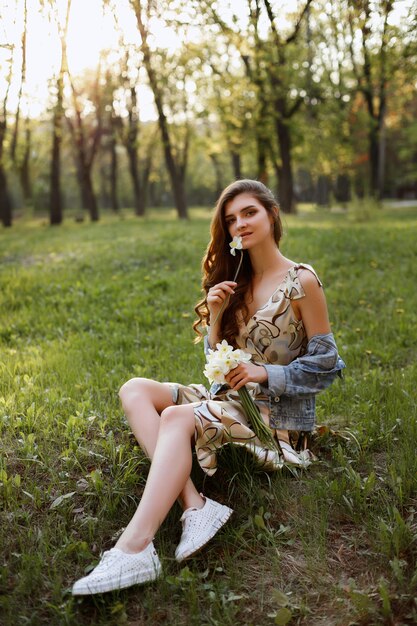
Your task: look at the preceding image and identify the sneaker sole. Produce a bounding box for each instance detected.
[175,505,233,562]
[72,564,162,595]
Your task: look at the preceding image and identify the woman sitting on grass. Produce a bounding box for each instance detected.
[72,179,345,595]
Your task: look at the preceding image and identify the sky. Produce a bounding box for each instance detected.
[0,0,414,120]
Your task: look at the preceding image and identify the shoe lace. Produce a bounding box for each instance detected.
[94,550,119,571]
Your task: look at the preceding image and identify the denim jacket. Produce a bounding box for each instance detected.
[204,332,345,431]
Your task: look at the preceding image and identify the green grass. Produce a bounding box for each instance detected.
[0,205,416,625]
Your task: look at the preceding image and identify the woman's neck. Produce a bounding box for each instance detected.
[248,242,288,277]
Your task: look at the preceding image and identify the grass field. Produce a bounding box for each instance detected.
[0,205,416,625]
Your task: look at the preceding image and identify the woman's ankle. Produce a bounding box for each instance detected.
[276,429,290,444]
[115,534,153,554]
[179,492,205,511]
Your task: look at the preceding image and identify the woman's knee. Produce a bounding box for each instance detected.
[119,377,173,414]
[160,405,195,431]
[119,377,149,408]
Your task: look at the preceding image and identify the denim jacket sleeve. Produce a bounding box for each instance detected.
[260,332,345,399]
[203,333,212,357]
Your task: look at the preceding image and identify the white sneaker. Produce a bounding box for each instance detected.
[279,440,313,467]
[175,494,233,562]
[247,444,284,470]
[72,542,162,595]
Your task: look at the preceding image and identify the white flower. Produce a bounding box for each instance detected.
[232,349,252,363]
[204,341,252,384]
[229,236,243,256]
[215,339,234,357]
[204,358,229,384]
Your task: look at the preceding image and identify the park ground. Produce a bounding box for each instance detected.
[0,203,416,625]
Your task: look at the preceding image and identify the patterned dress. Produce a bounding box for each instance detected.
[167,264,320,476]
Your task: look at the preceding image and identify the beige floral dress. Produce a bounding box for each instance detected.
[166,264,320,476]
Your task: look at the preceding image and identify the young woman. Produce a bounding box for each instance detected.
[72,179,345,595]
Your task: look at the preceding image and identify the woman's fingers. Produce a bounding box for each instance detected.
[207,281,237,318]
[208,281,237,297]
[225,365,246,389]
[225,363,267,389]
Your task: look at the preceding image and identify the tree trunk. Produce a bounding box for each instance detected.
[0,116,12,226]
[256,96,270,184]
[10,0,27,164]
[369,123,379,198]
[156,108,187,219]
[82,167,99,222]
[48,0,71,225]
[133,2,188,219]
[230,150,242,179]
[142,161,151,209]
[316,175,330,206]
[334,174,351,204]
[50,106,63,225]
[67,100,101,222]
[126,145,145,216]
[377,115,386,200]
[257,141,269,184]
[367,109,386,200]
[141,143,155,210]
[276,114,295,213]
[209,154,223,198]
[0,164,12,227]
[121,85,146,216]
[73,149,100,222]
[19,123,32,202]
[170,169,187,219]
[77,160,98,221]
[110,134,119,213]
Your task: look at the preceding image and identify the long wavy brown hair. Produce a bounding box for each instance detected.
[193,179,283,345]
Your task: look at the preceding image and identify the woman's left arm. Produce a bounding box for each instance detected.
[260,270,345,397]
[226,270,345,393]
[291,268,331,339]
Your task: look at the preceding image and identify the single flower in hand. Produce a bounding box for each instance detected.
[229,235,243,256]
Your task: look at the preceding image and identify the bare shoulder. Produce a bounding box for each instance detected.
[294,267,330,336]
[297,267,323,295]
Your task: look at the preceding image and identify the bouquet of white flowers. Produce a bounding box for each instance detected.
[204,340,279,451]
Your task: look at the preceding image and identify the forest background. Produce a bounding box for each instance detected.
[1,0,417,226]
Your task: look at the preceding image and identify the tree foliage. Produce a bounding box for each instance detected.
[1,0,416,225]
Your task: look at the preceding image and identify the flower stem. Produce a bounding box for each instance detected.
[237,386,279,451]
[211,250,244,328]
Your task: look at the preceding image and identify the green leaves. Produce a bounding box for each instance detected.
[50,491,76,509]
[269,590,293,625]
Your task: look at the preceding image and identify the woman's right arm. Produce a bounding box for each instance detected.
[206,280,237,347]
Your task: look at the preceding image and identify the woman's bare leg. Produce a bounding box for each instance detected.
[115,404,196,553]
[276,428,290,444]
[119,378,203,510]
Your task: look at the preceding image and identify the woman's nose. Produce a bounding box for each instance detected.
[236,217,246,230]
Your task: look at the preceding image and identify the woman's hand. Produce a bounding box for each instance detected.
[207,281,237,327]
[225,362,268,391]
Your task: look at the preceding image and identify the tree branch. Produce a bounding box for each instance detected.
[285,0,314,45]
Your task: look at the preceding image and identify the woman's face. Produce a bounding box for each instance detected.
[224,193,275,250]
